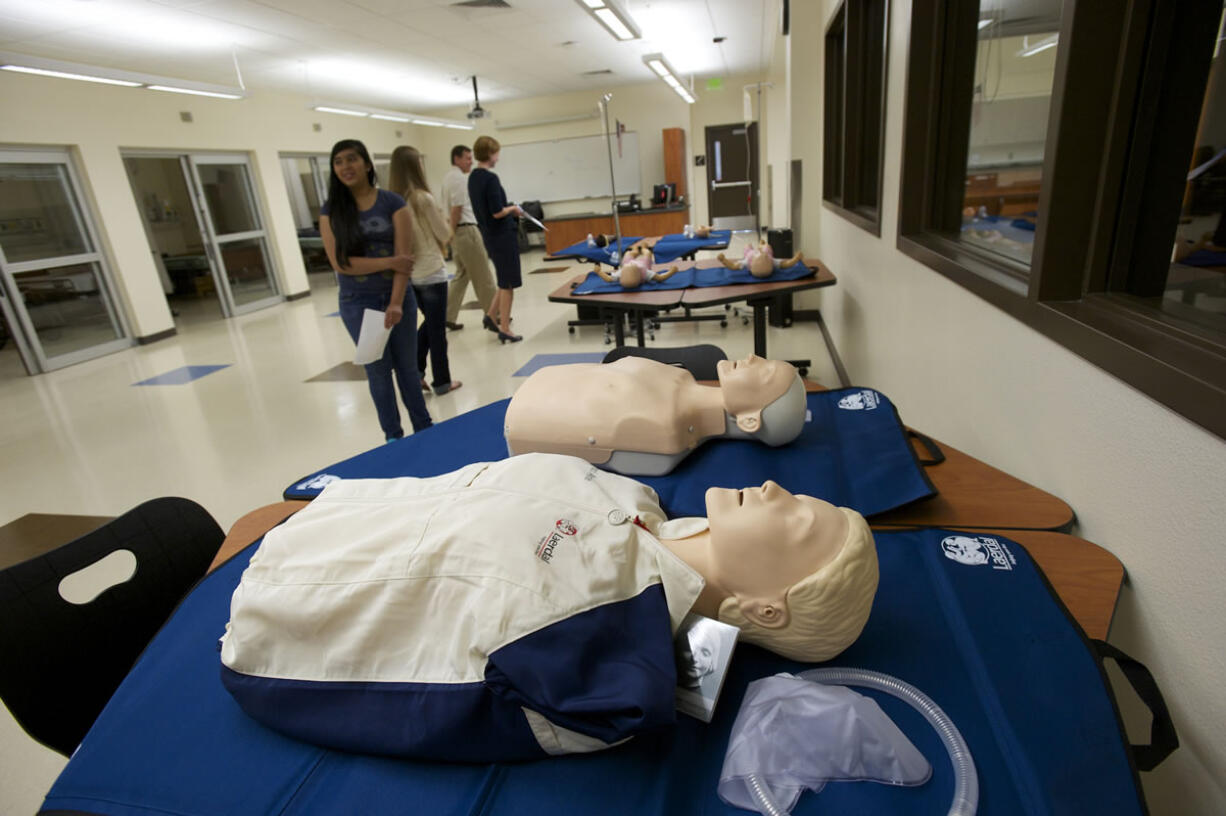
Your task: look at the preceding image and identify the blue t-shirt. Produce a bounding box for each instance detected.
[321,189,407,294]
[468,167,514,240]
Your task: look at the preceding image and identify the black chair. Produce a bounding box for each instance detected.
[0,497,224,755]
[601,343,729,381]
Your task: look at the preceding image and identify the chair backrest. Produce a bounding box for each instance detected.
[520,200,545,232]
[602,344,729,382]
[0,497,223,756]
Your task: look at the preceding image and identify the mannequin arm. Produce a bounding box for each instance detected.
[593,266,617,283]
[716,252,740,270]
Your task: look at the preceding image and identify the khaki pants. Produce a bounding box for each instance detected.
[446,224,497,324]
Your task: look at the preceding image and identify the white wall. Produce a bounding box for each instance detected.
[0,73,419,339]
[783,1,1226,813]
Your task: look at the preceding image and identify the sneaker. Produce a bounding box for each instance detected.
[445,321,464,331]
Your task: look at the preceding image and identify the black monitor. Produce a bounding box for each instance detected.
[652,183,676,206]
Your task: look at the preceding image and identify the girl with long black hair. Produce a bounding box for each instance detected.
[319,139,432,441]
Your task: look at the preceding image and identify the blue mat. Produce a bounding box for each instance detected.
[650,229,732,263]
[1180,248,1226,267]
[571,261,814,295]
[548,236,643,264]
[43,525,1144,815]
[283,390,933,519]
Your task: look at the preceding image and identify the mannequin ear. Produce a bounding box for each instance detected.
[739,595,790,629]
[735,411,763,433]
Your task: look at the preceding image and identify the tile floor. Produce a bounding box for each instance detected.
[0,237,842,812]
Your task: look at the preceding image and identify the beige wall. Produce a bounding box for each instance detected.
[788,2,1226,813]
[0,72,418,338]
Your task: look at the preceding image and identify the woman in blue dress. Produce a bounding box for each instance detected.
[319,139,432,441]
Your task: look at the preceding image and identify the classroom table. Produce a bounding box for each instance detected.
[547,259,842,382]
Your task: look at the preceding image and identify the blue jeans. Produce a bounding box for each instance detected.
[338,288,432,439]
[414,281,452,388]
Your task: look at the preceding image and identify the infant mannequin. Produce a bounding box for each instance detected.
[505,354,807,475]
[683,224,713,239]
[718,240,804,278]
[220,453,878,761]
[592,245,680,289]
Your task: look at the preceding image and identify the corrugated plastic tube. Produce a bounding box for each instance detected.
[744,668,978,816]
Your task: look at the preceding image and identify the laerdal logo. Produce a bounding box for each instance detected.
[556,519,577,536]
[536,530,565,563]
[941,535,1015,571]
[295,473,340,490]
[837,390,880,411]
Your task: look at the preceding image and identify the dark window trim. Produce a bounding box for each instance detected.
[823,0,889,236]
[898,0,1226,440]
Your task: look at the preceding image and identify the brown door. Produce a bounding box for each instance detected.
[705,122,759,230]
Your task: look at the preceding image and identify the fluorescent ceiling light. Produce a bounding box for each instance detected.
[370,113,410,122]
[411,119,445,127]
[641,52,694,105]
[147,85,242,99]
[1018,34,1059,57]
[314,106,369,117]
[1,64,141,87]
[575,0,640,41]
[445,123,474,130]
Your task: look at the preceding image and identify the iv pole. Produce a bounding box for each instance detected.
[598,93,623,259]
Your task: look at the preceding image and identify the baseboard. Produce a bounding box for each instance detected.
[136,327,177,345]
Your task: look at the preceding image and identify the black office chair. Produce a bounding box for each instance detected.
[601,343,729,381]
[0,497,224,756]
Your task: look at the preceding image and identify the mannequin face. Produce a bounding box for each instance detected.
[705,481,849,627]
[717,356,796,431]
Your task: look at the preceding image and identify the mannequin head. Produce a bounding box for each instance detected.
[748,241,775,278]
[717,355,803,441]
[702,483,877,662]
[695,225,711,238]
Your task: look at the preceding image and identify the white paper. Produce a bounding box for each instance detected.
[353,308,391,365]
[519,209,548,232]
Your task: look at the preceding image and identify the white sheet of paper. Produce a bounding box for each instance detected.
[519,210,548,232]
[353,308,391,365]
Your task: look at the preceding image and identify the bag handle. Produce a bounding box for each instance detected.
[1093,639,1179,771]
[908,429,945,466]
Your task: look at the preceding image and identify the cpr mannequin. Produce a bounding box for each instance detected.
[682,224,713,239]
[718,240,805,278]
[504,354,807,475]
[220,453,878,762]
[591,245,680,289]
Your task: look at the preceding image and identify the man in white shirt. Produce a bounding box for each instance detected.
[440,145,497,331]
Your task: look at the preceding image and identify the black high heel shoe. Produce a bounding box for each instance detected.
[497,330,523,344]
[482,315,498,333]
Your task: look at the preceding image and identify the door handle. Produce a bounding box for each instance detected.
[711,181,751,189]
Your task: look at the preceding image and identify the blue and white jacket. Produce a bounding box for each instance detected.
[220,453,705,762]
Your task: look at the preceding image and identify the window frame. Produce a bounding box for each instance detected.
[898,0,1226,440]
[822,0,890,236]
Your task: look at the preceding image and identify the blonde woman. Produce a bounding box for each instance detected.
[468,135,523,343]
[389,145,461,395]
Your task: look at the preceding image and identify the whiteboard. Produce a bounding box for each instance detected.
[494,131,640,204]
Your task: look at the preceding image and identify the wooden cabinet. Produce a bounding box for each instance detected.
[543,208,689,255]
[663,128,686,198]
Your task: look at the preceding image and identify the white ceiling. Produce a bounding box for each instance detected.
[0,0,781,113]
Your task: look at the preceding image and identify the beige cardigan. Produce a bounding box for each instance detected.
[405,189,450,286]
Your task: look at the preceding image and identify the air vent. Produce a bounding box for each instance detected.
[452,0,511,7]
[582,69,614,76]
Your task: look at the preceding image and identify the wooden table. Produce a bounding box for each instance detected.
[542,207,689,255]
[547,273,684,346]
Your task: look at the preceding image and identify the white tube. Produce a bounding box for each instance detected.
[745,668,978,816]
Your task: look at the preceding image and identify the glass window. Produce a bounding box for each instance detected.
[197,164,260,235]
[13,262,122,358]
[958,1,1063,268]
[1160,22,1226,334]
[0,163,90,263]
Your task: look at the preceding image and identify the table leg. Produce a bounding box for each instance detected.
[611,309,626,347]
[752,300,768,356]
[635,312,646,346]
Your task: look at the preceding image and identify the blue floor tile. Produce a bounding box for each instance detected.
[133,365,230,386]
[512,353,607,377]
[325,311,340,317]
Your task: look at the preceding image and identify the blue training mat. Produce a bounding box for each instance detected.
[650,229,732,263]
[570,260,814,295]
[548,236,642,264]
[42,527,1144,816]
[282,389,935,519]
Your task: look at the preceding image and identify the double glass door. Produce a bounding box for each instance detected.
[186,154,280,315]
[0,150,129,373]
